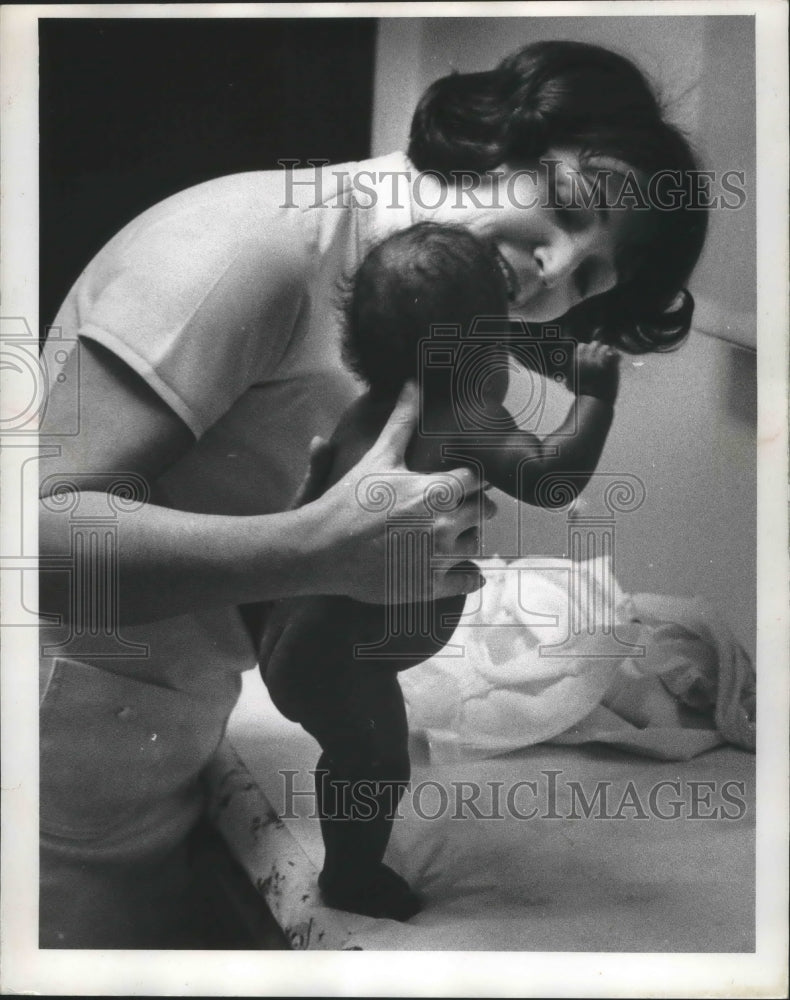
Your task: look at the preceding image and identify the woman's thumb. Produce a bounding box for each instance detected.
[289,436,335,509]
[369,380,420,464]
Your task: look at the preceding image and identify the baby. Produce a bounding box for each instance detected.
[258,222,619,921]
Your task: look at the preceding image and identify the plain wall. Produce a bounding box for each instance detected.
[372,16,756,655]
[487,333,757,658]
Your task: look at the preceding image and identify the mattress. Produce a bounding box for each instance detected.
[207,669,755,951]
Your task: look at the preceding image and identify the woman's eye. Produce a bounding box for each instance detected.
[546,173,590,233]
[554,203,589,233]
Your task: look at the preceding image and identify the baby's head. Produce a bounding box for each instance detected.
[344,222,508,395]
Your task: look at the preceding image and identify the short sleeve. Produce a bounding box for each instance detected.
[71,175,312,438]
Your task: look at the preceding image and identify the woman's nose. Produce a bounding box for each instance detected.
[533,232,582,289]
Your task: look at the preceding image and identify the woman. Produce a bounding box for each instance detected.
[38,40,707,947]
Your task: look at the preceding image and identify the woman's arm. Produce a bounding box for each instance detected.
[40,342,487,626]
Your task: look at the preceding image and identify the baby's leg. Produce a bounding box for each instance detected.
[305,664,419,921]
[261,596,450,920]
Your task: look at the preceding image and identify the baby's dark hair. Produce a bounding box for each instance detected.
[343,222,508,394]
[408,40,708,352]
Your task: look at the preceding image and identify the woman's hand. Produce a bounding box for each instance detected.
[306,382,493,604]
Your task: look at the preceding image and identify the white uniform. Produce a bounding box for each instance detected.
[39,153,415,945]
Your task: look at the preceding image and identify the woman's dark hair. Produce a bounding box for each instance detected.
[343,222,508,393]
[408,41,708,352]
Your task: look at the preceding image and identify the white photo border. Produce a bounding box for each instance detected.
[1,2,787,996]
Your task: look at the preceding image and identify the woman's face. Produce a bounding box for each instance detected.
[415,150,634,323]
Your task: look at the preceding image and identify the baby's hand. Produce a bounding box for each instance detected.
[574,341,620,405]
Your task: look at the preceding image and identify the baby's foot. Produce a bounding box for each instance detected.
[318,864,422,922]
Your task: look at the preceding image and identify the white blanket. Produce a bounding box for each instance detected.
[399,558,755,762]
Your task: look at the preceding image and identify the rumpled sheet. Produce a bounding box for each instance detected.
[399,557,755,762]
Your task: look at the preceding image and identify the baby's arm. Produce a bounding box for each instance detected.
[472,342,620,506]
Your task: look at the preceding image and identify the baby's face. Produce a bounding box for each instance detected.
[415,150,638,323]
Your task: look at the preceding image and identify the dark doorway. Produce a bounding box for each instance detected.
[39,17,378,339]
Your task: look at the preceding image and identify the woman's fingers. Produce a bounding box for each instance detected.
[391,471,492,600]
[312,457,490,603]
[305,377,495,603]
